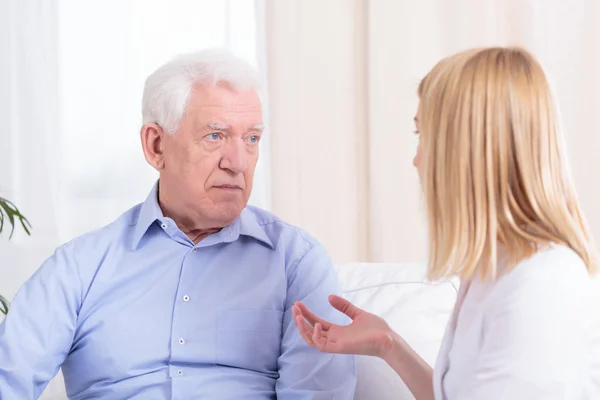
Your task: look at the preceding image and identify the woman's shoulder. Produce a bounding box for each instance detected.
[505,243,590,285]
[485,244,598,313]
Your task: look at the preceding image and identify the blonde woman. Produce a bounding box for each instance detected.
[293,47,600,399]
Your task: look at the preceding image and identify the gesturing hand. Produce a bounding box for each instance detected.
[292,295,395,359]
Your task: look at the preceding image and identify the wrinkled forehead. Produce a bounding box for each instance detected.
[183,84,263,130]
[190,82,262,108]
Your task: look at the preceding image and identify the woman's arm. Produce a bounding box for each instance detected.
[383,332,434,400]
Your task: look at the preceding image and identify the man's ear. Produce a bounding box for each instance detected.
[140,123,166,170]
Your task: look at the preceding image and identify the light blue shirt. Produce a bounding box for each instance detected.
[0,184,356,399]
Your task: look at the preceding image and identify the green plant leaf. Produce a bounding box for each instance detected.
[0,197,31,239]
[0,197,30,315]
[0,200,16,237]
[0,294,9,316]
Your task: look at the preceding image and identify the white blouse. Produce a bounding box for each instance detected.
[432,245,600,400]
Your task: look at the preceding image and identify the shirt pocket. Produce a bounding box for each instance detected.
[217,309,284,374]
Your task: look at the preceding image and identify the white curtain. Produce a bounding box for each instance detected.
[0,0,62,302]
[266,0,600,264]
[1,1,267,398]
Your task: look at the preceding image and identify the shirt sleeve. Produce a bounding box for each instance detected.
[276,243,357,400]
[0,243,82,399]
[455,269,593,400]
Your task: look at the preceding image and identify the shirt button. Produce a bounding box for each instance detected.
[177,369,184,376]
[178,338,185,345]
[161,223,167,229]
[183,295,190,302]
[192,248,197,252]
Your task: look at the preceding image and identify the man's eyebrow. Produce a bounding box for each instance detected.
[207,123,229,131]
[206,123,265,132]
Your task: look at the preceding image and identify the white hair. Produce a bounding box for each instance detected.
[142,49,261,134]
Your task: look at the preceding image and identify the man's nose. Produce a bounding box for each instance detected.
[219,140,248,174]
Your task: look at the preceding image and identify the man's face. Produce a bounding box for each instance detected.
[158,84,263,228]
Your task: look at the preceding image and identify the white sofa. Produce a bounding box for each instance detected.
[40,262,458,400]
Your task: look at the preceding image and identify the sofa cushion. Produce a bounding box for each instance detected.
[335,263,458,400]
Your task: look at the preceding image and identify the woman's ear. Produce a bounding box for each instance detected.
[140,123,166,170]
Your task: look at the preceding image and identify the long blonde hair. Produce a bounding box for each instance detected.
[418,47,598,281]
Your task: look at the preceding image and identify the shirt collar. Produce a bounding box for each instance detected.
[132,181,274,250]
[234,208,275,249]
[132,181,164,249]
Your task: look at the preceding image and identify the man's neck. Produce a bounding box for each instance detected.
[157,191,224,245]
[162,208,223,244]
[182,226,222,245]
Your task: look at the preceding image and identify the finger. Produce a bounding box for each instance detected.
[294,301,332,330]
[328,295,362,320]
[295,314,316,347]
[292,304,302,321]
[292,306,316,347]
[312,322,329,351]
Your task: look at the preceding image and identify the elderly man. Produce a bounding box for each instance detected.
[0,50,356,399]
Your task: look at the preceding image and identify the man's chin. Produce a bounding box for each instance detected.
[211,202,247,225]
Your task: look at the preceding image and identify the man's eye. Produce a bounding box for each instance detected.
[206,133,221,141]
[248,135,260,144]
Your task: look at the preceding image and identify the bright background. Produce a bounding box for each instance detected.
[1,1,599,398]
[2,0,599,298]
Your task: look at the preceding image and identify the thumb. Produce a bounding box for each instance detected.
[329,294,362,320]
